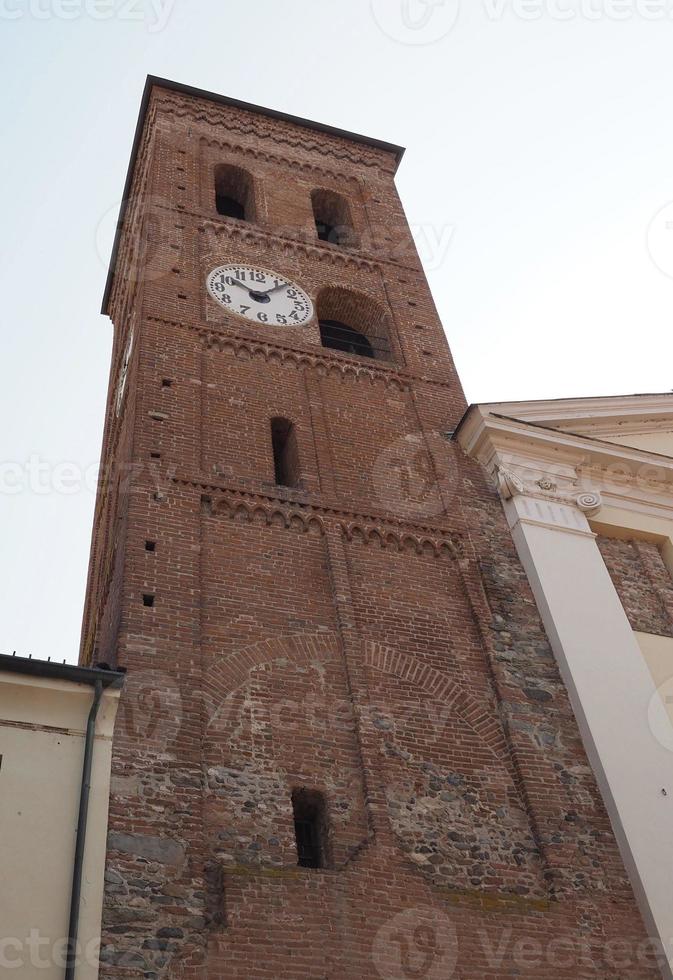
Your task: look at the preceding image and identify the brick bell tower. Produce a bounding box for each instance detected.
[81,77,660,979]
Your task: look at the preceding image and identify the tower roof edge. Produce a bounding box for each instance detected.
[101,75,406,315]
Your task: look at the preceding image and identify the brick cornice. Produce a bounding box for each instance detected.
[198,134,362,186]
[174,477,465,558]
[158,95,397,173]
[197,215,417,273]
[145,314,454,392]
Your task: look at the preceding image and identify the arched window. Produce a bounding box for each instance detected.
[214,164,254,221]
[317,286,392,361]
[292,789,328,869]
[319,320,374,358]
[311,189,357,248]
[271,417,300,488]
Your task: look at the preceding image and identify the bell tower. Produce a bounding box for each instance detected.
[82,77,660,979]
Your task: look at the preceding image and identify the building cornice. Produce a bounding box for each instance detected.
[455,404,673,523]
[465,393,673,438]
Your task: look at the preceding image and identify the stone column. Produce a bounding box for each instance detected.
[500,480,673,977]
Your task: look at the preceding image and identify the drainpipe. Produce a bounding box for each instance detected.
[64,678,103,980]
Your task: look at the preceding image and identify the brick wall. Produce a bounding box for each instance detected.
[81,83,663,979]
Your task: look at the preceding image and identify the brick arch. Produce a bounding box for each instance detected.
[311,187,358,248]
[316,285,393,361]
[204,632,342,728]
[213,162,256,221]
[364,641,511,763]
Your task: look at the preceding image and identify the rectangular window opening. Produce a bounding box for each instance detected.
[271,417,300,489]
[142,593,155,607]
[145,541,156,552]
[292,789,328,869]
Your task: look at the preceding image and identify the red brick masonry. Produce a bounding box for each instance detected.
[80,81,664,978]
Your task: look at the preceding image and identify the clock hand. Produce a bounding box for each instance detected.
[248,281,291,297]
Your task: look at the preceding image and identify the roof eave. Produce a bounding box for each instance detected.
[0,653,126,689]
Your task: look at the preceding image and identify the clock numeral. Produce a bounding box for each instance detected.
[234,270,246,281]
[239,305,250,314]
[257,312,269,323]
[293,300,305,310]
[275,314,288,324]
[253,272,265,283]
[289,310,301,321]
[212,280,225,293]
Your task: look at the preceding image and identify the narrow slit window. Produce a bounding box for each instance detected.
[271,417,300,488]
[292,789,327,869]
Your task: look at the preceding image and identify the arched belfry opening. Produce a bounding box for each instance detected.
[317,286,392,361]
[214,163,255,221]
[311,189,357,248]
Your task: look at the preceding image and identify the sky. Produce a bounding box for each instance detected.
[1,0,673,664]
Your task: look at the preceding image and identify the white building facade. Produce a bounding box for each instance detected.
[456,393,673,978]
[0,656,124,979]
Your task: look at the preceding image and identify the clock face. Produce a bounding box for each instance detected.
[206,264,314,327]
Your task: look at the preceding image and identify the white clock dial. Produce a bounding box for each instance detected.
[206,264,314,327]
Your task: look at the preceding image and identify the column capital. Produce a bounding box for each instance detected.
[496,464,602,511]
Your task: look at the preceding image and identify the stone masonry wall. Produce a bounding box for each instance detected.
[597,535,673,637]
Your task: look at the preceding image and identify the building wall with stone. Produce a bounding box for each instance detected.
[597,535,673,637]
[80,80,663,979]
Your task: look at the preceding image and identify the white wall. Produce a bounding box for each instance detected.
[0,672,119,980]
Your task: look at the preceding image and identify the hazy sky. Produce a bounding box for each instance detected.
[1,0,673,664]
